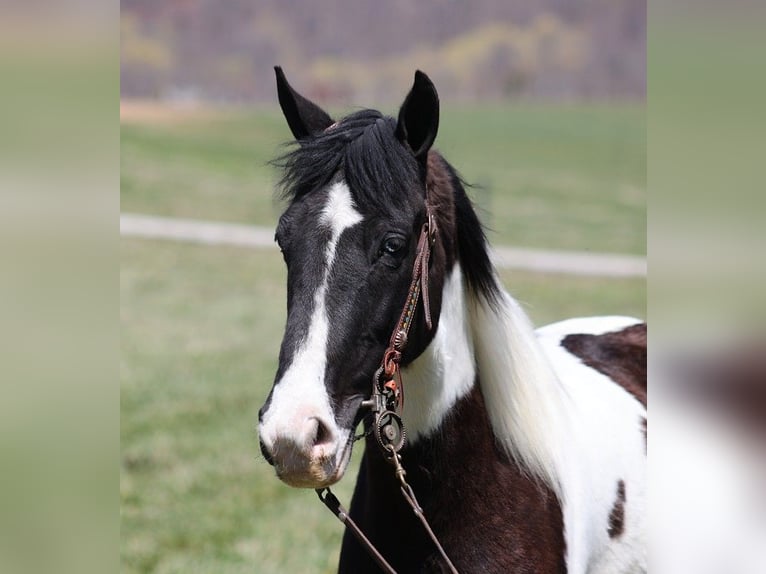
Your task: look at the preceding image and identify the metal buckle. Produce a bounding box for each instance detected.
[427,212,437,244]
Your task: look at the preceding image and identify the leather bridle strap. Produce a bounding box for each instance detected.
[391,206,436,346]
[314,193,460,574]
[316,488,397,574]
[316,448,459,574]
[378,202,437,409]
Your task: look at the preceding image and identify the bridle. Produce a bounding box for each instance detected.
[315,191,460,574]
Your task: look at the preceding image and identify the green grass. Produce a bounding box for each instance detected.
[439,105,645,255]
[120,238,644,574]
[120,109,288,227]
[121,104,645,255]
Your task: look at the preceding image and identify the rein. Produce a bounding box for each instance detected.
[316,196,460,574]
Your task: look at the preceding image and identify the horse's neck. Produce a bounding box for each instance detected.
[401,264,572,497]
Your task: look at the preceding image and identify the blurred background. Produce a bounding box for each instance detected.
[120,1,645,572]
[120,0,644,104]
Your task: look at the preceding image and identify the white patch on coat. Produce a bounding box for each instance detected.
[536,316,646,574]
[401,266,476,441]
[259,181,362,480]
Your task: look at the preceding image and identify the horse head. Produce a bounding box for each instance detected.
[258,68,454,488]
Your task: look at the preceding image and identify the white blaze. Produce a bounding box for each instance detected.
[260,181,363,456]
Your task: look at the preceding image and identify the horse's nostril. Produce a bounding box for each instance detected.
[309,417,333,448]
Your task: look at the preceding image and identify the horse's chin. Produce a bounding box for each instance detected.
[275,428,356,489]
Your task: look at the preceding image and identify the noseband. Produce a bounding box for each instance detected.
[316,191,460,574]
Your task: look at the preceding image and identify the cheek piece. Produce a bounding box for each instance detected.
[365,201,436,454]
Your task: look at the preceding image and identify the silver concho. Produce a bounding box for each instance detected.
[374,410,406,453]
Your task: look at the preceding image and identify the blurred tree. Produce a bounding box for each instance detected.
[120,0,645,103]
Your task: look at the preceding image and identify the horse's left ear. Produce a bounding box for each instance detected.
[275,66,334,140]
[396,70,440,160]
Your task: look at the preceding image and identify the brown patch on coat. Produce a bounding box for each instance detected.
[340,385,567,573]
[562,323,647,407]
[608,480,627,538]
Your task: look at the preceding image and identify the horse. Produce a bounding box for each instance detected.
[257,67,647,574]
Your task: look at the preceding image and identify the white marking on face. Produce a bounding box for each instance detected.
[259,181,363,486]
[401,265,476,442]
[321,180,364,265]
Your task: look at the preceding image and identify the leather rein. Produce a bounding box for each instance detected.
[315,195,459,574]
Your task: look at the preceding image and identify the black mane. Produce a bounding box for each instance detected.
[444,162,501,306]
[274,107,500,304]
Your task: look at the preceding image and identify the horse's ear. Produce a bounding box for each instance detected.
[396,70,440,160]
[275,66,334,140]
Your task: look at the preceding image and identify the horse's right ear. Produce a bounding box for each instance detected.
[396,70,439,161]
[275,66,334,140]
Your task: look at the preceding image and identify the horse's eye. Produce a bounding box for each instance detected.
[381,236,405,256]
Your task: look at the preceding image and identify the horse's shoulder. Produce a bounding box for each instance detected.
[537,316,647,407]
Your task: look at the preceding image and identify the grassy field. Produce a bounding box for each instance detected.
[121,103,645,573]
[121,103,645,255]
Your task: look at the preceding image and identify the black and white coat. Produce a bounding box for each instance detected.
[258,68,646,573]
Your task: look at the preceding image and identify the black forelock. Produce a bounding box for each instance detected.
[274,109,421,212]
